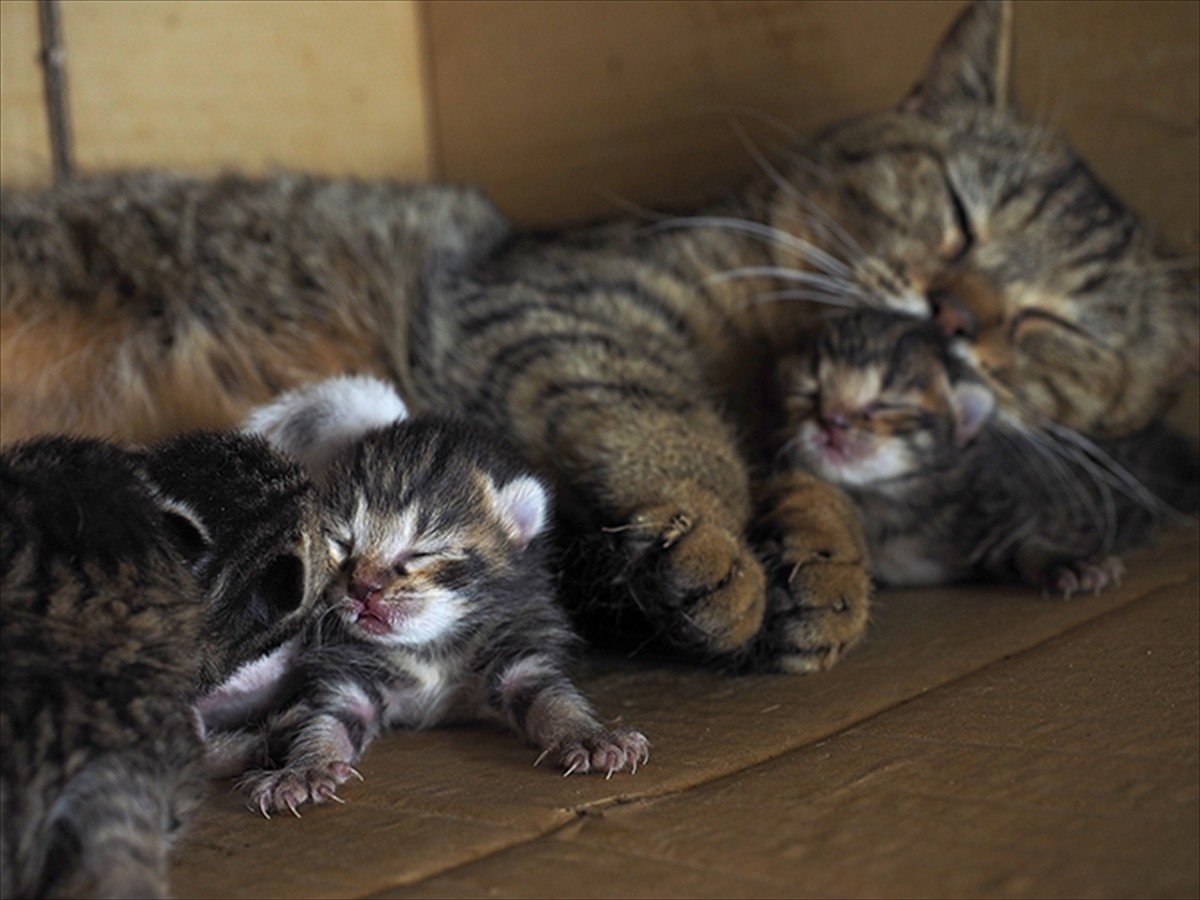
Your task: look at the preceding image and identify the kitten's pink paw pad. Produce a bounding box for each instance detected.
[1047,556,1126,598]
[555,729,650,777]
[240,762,357,816]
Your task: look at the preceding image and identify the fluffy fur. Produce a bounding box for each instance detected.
[776,311,1200,592]
[1,2,1195,671]
[0,432,328,898]
[217,386,647,814]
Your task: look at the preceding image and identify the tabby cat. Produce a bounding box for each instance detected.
[219,378,647,814]
[0,432,327,898]
[773,311,1199,593]
[1,2,1195,672]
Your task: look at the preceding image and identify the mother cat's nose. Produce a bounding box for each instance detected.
[929,290,980,340]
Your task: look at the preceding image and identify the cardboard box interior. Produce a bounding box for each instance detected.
[1,1,1197,897]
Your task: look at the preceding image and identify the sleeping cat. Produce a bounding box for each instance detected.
[1,1,1195,672]
[771,311,1199,594]
[214,378,647,815]
[0,432,328,898]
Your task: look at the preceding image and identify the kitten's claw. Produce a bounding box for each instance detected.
[1045,556,1126,599]
[551,729,650,777]
[239,759,359,815]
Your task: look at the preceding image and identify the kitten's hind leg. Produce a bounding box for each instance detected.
[745,472,873,673]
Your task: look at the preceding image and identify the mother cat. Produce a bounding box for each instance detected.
[2,1,1196,672]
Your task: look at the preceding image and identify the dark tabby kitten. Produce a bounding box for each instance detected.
[0,432,327,898]
[217,378,647,815]
[2,2,1196,672]
[774,311,1200,592]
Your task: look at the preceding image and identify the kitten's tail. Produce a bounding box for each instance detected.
[244,374,409,474]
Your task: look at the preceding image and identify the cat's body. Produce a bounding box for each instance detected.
[0,432,328,898]
[776,311,1200,593]
[220,386,646,813]
[1,2,1196,671]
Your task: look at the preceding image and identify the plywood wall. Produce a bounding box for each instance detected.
[1,0,1197,251]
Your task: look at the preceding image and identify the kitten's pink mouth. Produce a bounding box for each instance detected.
[344,595,420,637]
[355,609,392,635]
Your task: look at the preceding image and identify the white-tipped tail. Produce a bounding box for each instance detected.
[243,375,408,474]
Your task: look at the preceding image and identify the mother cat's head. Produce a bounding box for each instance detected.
[765,0,1198,438]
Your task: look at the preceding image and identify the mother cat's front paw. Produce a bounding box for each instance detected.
[754,556,872,673]
[745,472,873,673]
[612,503,766,656]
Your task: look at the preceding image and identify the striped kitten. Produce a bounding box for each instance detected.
[2,2,1195,672]
[1,432,326,898]
[772,311,1199,593]
[218,379,647,815]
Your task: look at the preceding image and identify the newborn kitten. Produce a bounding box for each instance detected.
[227,378,648,816]
[774,311,1199,594]
[1,432,326,899]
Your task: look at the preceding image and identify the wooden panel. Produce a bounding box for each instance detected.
[0,0,54,186]
[61,0,432,180]
[427,0,1200,249]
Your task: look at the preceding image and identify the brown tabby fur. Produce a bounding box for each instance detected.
[1,2,1196,670]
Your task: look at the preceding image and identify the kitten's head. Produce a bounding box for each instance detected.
[768,0,1198,437]
[779,311,993,491]
[140,431,331,689]
[322,417,549,648]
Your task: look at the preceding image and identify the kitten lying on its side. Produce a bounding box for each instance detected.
[1,432,327,899]
[769,311,1199,595]
[223,377,648,816]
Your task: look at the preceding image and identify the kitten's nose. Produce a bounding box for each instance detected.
[820,409,852,431]
[349,579,384,604]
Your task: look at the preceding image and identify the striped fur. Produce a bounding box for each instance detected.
[1,2,1195,670]
[1,433,328,898]
[779,311,1200,593]
[220,415,647,815]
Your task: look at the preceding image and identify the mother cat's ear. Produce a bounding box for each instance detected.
[900,0,1015,117]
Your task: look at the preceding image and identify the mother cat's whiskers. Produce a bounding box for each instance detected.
[726,118,869,267]
[1042,422,1195,526]
[655,215,855,280]
[702,265,867,310]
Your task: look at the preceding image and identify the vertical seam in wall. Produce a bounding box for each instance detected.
[414,0,444,181]
[36,0,75,182]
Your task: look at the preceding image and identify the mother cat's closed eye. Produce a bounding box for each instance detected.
[0,0,1194,674]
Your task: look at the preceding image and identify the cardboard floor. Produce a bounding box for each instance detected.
[168,523,1199,899]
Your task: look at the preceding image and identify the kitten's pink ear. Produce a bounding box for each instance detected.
[901,0,1015,117]
[952,380,996,446]
[490,476,549,550]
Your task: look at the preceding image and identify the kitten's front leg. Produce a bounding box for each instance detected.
[490,654,649,776]
[238,687,377,816]
[747,471,873,673]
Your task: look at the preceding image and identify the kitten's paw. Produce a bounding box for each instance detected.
[545,729,651,778]
[1045,556,1126,599]
[746,472,872,673]
[239,761,360,817]
[616,505,766,655]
